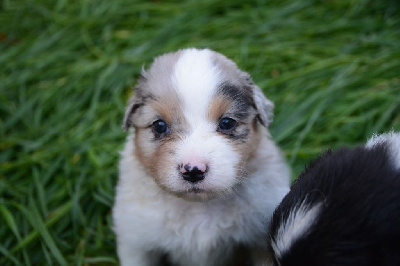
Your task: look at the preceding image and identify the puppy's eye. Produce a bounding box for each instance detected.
[152,119,168,134]
[218,117,237,131]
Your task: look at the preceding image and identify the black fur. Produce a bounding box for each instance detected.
[269,142,400,266]
[217,82,257,120]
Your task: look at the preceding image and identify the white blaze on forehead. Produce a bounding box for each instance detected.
[172,49,222,127]
[366,131,400,170]
[169,49,241,193]
[271,200,322,260]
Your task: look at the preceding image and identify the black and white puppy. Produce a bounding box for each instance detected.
[113,48,290,266]
[269,132,400,266]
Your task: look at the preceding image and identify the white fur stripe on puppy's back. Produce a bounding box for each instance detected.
[172,49,221,125]
[366,131,400,170]
[271,201,323,259]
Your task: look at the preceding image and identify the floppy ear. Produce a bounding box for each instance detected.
[122,92,142,131]
[252,85,274,127]
[122,72,147,131]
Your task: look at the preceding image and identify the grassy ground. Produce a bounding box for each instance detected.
[1,0,399,264]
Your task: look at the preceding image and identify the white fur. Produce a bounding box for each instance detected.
[366,131,400,170]
[173,48,220,123]
[113,49,291,266]
[271,201,322,260]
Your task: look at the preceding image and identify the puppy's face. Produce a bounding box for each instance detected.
[124,48,274,201]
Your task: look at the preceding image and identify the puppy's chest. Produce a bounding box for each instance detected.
[166,205,233,233]
[161,201,255,248]
[158,204,261,266]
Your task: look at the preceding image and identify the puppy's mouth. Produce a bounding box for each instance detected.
[187,187,205,193]
[157,171,238,201]
[172,186,219,201]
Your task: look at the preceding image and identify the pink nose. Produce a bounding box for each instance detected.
[179,161,208,183]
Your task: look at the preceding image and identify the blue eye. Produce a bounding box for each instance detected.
[152,120,168,134]
[218,117,237,131]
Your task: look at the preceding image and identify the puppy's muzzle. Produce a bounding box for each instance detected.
[179,161,208,183]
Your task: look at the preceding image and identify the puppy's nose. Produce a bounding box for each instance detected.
[179,162,208,183]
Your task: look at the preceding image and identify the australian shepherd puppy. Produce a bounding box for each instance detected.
[269,132,400,266]
[113,48,291,266]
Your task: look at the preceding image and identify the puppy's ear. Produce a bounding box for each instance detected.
[252,85,274,127]
[122,92,142,131]
[122,72,147,131]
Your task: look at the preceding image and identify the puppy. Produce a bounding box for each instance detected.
[113,48,290,266]
[269,132,400,266]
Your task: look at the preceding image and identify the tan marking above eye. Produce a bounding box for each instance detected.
[147,93,185,126]
[152,102,176,124]
[207,96,232,122]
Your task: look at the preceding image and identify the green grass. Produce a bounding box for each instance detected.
[1,0,399,264]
